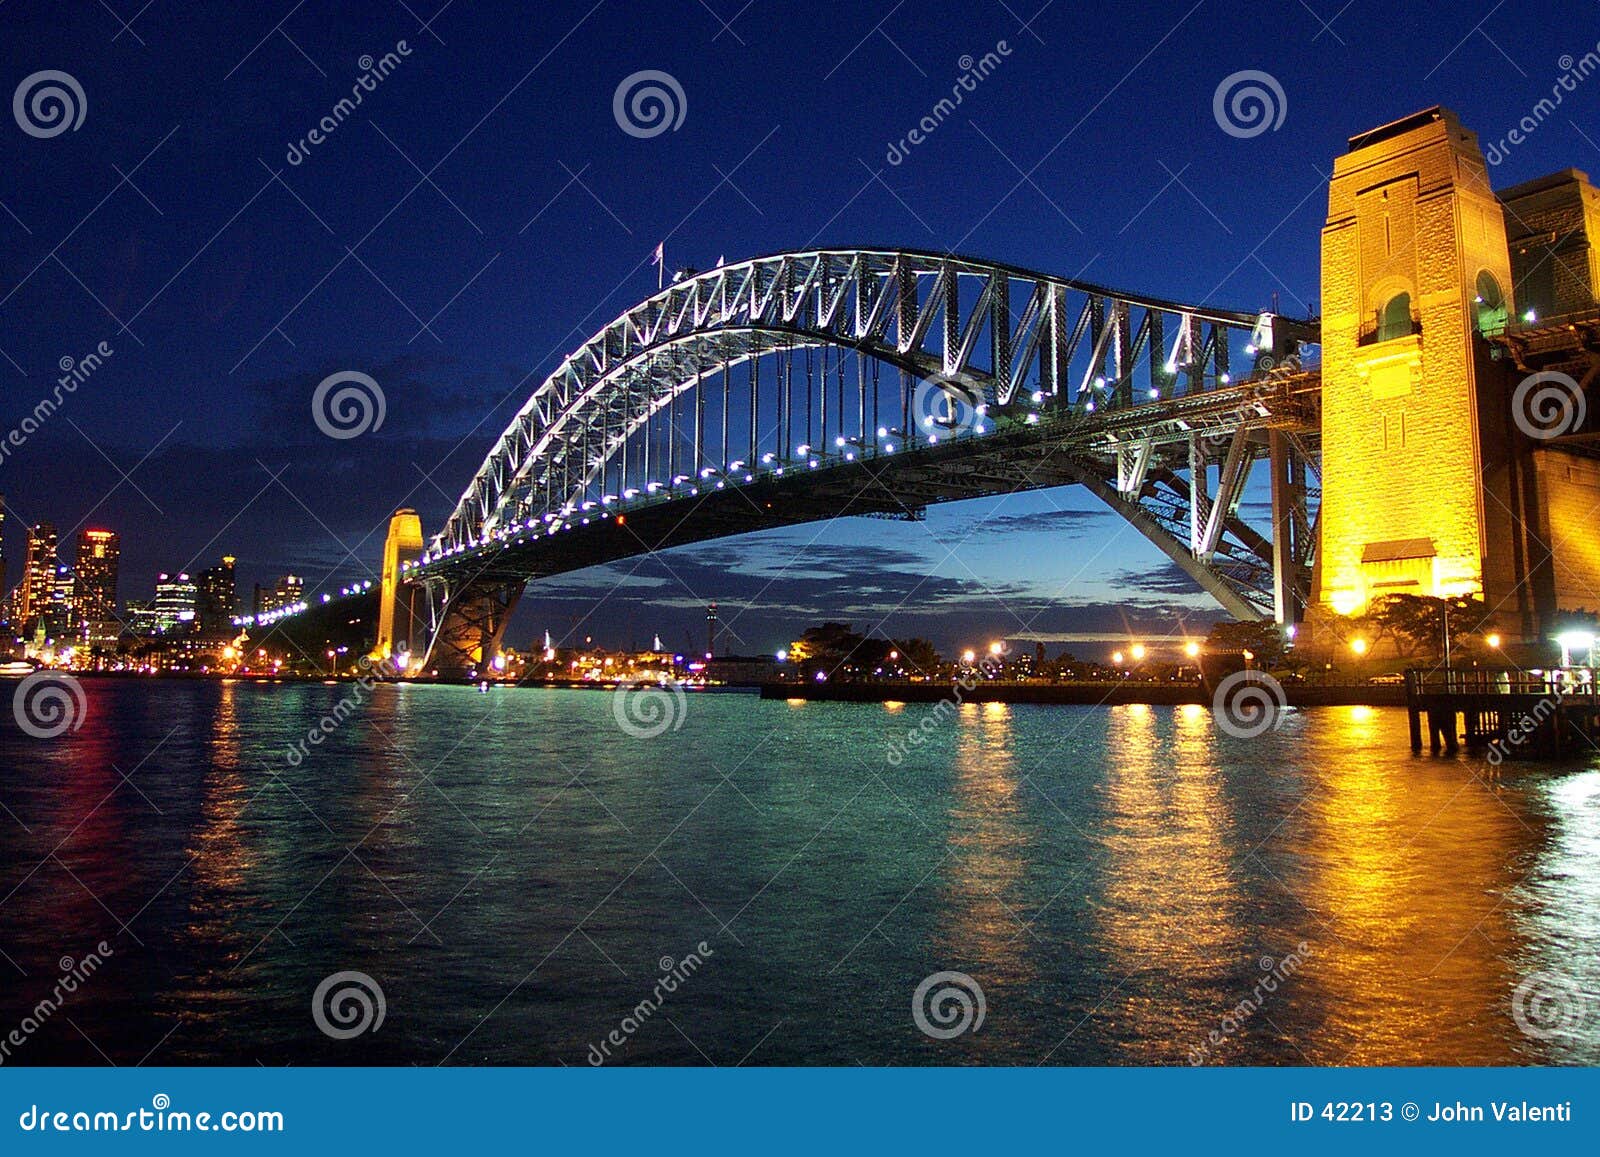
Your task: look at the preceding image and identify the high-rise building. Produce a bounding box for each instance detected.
[153,572,198,632]
[255,573,304,617]
[20,523,58,626]
[125,598,160,637]
[196,556,237,636]
[47,565,75,639]
[74,528,120,645]
[0,497,7,624]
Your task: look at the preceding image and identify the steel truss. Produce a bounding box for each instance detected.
[417,249,1319,672]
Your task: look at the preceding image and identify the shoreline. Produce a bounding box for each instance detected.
[758,680,1408,708]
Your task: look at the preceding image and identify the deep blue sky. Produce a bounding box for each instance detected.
[1,0,1596,655]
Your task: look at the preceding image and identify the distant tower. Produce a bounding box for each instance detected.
[1313,108,1515,619]
[705,602,718,659]
[20,522,58,625]
[74,528,120,647]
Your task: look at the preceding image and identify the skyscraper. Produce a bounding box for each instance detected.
[20,523,58,626]
[153,572,197,632]
[254,573,304,617]
[75,529,121,646]
[196,556,237,636]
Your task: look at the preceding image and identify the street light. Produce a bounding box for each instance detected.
[988,641,1005,656]
[1184,641,1201,659]
[1130,643,1146,661]
[1111,651,1125,665]
[1350,638,1368,656]
[1486,633,1502,650]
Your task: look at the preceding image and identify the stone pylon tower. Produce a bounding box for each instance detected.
[1313,108,1518,620]
[374,508,424,667]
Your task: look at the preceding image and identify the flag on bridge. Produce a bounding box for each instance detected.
[651,241,665,289]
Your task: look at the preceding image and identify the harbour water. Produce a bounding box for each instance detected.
[1,679,1597,1066]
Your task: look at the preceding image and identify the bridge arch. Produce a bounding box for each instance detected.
[416,249,1320,674]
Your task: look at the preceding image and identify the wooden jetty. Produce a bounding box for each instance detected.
[1404,668,1600,757]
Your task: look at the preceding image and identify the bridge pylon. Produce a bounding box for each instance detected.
[1311,108,1518,626]
[373,508,425,670]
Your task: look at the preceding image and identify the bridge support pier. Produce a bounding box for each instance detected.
[420,578,525,680]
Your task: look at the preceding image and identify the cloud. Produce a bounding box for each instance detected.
[947,507,1115,539]
[1112,559,1206,596]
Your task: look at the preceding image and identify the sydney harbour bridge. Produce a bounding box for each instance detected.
[256,247,1324,677]
[248,108,1600,678]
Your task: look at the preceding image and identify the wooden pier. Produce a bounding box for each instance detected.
[1404,668,1600,757]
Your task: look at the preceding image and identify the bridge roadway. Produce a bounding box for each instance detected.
[413,367,1321,595]
[253,366,1321,673]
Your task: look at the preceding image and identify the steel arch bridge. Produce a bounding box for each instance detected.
[392,248,1322,675]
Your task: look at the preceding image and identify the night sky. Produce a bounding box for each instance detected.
[1,0,1594,657]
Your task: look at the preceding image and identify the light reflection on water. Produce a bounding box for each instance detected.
[1,681,1598,1066]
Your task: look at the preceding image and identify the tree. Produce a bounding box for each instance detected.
[1358,594,1495,662]
[890,637,942,676]
[1204,620,1286,666]
[787,622,867,677]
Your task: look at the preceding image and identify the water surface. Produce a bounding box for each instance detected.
[2,680,1597,1066]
